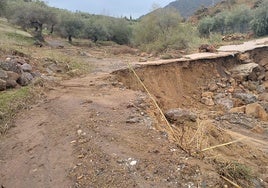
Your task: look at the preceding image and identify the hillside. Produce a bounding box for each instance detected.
[165,0,223,18]
[190,0,260,22]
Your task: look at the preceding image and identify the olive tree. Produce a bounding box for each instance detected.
[83,17,131,45]
[57,13,85,42]
[198,16,214,37]
[5,0,56,41]
[251,0,268,36]
[133,8,182,50]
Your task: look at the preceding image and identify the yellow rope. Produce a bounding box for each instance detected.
[201,138,244,152]
[221,176,242,188]
[127,63,187,152]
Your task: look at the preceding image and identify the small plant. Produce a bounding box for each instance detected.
[160,54,173,60]
[218,161,254,186]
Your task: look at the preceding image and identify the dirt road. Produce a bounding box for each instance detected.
[0,71,216,188]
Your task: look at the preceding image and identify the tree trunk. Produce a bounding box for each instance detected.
[68,35,72,42]
[50,24,55,34]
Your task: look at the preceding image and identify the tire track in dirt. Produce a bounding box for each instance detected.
[0,80,93,187]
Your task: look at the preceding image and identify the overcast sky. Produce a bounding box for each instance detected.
[47,0,175,18]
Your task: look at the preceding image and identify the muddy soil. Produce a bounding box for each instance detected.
[1,38,268,188]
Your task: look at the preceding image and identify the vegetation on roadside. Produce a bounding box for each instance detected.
[198,0,268,37]
[0,87,35,134]
[0,0,266,54]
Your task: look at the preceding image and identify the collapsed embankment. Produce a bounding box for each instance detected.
[114,47,267,110]
[113,46,268,187]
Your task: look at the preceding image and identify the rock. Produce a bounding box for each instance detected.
[6,71,19,81]
[259,93,268,102]
[216,82,227,88]
[227,86,235,93]
[215,97,234,110]
[245,103,268,121]
[229,78,236,86]
[238,53,251,63]
[247,81,258,91]
[231,63,259,78]
[202,92,214,98]
[218,113,258,129]
[129,160,137,166]
[233,93,257,104]
[248,66,265,81]
[0,61,21,74]
[259,102,268,112]
[208,83,218,92]
[126,116,141,124]
[0,79,7,91]
[18,72,33,86]
[214,93,234,110]
[199,44,216,53]
[201,97,215,106]
[0,69,8,80]
[138,58,147,62]
[165,108,197,124]
[31,71,41,78]
[263,81,268,89]
[229,106,246,114]
[6,79,18,88]
[47,63,65,73]
[201,92,215,106]
[256,85,265,93]
[77,129,83,136]
[21,63,32,72]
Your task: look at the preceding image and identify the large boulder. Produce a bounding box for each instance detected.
[165,108,197,124]
[0,61,22,74]
[18,72,34,86]
[245,103,268,121]
[231,63,259,80]
[0,79,6,91]
[5,71,20,89]
[21,63,32,72]
[6,80,18,88]
[6,71,20,81]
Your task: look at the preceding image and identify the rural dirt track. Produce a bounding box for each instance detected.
[0,72,216,187]
[0,68,203,188]
[1,38,268,188]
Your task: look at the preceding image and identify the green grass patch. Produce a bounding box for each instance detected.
[5,32,34,45]
[0,87,34,134]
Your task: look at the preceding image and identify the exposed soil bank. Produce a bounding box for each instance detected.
[113,47,268,111]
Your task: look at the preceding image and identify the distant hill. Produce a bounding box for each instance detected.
[189,0,260,23]
[165,0,223,18]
